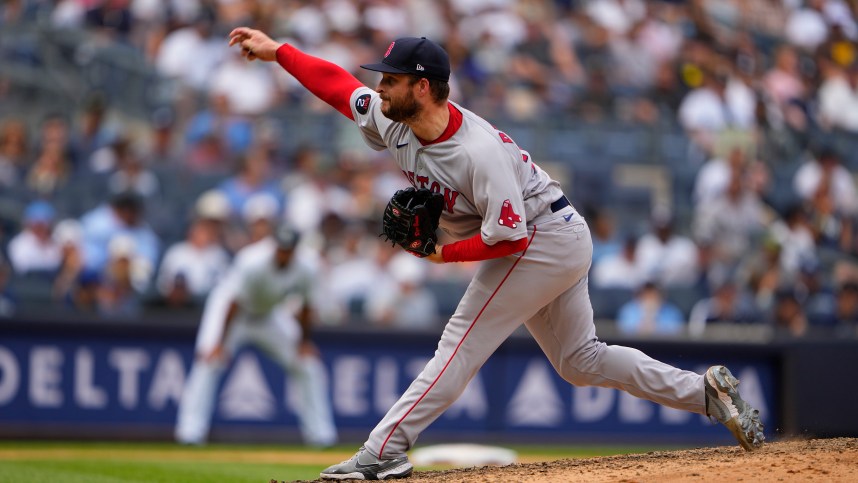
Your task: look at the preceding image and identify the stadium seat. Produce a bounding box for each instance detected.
[8,272,56,311]
[425,279,468,317]
[658,131,692,167]
[589,287,634,321]
[664,285,705,319]
[547,129,589,161]
[604,125,653,162]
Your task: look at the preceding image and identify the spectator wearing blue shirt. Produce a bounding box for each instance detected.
[217,147,283,220]
[617,281,685,336]
[184,93,253,173]
[588,207,623,266]
[80,192,160,289]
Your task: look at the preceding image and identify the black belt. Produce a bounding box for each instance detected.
[550,195,571,213]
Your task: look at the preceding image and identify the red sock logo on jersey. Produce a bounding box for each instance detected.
[498,199,522,228]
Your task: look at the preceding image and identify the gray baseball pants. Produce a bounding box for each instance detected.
[365,207,705,458]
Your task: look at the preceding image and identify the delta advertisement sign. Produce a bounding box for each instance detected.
[0,334,776,444]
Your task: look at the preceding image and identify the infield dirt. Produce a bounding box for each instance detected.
[301,437,858,482]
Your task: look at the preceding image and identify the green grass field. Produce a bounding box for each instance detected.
[0,441,682,483]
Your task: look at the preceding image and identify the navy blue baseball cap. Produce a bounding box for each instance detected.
[361,37,450,82]
[274,223,301,250]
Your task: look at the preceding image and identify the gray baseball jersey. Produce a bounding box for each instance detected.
[349,87,705,459]
[351,87,563,244]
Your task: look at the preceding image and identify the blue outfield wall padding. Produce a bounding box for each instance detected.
[0,318,854,444]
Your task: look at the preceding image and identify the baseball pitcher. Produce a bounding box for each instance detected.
[226,28,764,480]
[175,224,337,448]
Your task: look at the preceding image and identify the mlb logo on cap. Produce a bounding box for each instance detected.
[361,37,450,82]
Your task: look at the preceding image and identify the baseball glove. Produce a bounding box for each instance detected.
[381,187,445,257]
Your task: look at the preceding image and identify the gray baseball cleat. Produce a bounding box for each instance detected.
[704,365,765,451]
[320,446,413,480]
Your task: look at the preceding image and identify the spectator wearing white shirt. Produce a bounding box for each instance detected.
[155,12,224,91]
[818,61,858,132]
[106,140,160,198]
[366,252,439,329]
[156,218,230,302]
[770,205,818,281]
[130,0,201,62]
[693,141,770,208]
[822,1,858,40]
[785,0,830,52]
[635,211,700,287]
[194,188,231,232]
[8,201,62,274]
[794,148,858,216]
[283,149,356,236]
[795,148,858,251]
[592,235,644,290]
[363,0,411,40]
[584,0,647,37]
[694,169,771,287]
[241,192,281,247]
[318,226,390,325]
[209,47,280,116]
[693,146,747,205]
[678,66,757,153]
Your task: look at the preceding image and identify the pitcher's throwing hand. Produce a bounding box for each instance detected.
[228,27,279,62]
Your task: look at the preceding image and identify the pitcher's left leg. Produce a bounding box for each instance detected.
[526,275,705,414]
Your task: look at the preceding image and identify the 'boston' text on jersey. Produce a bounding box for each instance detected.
[401,170,459,213]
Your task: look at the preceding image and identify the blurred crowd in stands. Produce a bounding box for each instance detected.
[1,0,858,340]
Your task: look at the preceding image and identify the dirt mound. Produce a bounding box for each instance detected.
[373,438,858,483]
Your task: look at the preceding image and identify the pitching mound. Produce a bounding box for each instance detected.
[388,438,857,482]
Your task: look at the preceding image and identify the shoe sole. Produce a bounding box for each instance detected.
[320,463,413,480]
[705,366,765,451]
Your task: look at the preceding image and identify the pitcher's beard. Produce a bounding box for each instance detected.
[382,95,422,123]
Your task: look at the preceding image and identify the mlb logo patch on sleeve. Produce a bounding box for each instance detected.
[355,94,371,115]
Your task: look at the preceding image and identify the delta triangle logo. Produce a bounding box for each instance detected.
[498,199,522,229]
[506,360,563,426]
[218,353,276,420]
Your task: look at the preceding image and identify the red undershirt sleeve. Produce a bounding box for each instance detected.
[441,233,528,263]
[275,44,364,121]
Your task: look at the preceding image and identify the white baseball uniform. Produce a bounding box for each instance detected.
[175,238,337,447]
[349,87,706,458]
